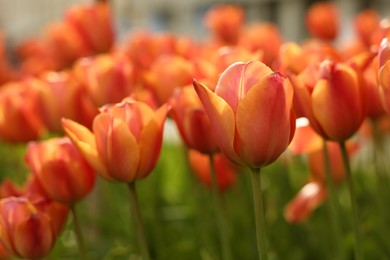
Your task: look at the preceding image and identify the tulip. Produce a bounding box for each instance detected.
[0,79,46,142]
[62,100,170,182]
[188,150,236,191]
[292,60,366,141]
[0,197,56,260]
[65,2,114,53]
[171,86,219,154]
[194,60,295,169]
[74,54,137,107]
[25,137,96,205]
[238,23,282,66]
[142,54,194,105]
[204,4,244,45]
[353,9,380,47]
[37,70,99,133]
[305,2,339,40]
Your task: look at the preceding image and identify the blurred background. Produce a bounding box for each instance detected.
[1,0,389,49]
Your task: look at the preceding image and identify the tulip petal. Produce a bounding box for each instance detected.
[235,73,293,168]
[62,118,108,178]
[194,80,240,164]
[137,104,170,179]
[215,61,273,112]
[94,114,140,182]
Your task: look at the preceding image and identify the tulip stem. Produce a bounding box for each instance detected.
[322,140,343,259]
[339,141,362,260]
[209,154,233,260]
[128,182,151,260]
[250,168,268,260]
[71,205,88,260]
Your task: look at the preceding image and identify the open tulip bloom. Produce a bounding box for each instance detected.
[194,60,295,259]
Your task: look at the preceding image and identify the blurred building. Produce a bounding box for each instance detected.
[0,0,389,47]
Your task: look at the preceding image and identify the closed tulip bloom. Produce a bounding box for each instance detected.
[143,54,194,105]
[62,100,170,182]
[171,86,219,154]
[65,2,114,53]
[0,80,46,143]
[0,197,56,260]
[305,2,339,40]
[38,71,99,132]
[25,137,96,204]
[204,4,244,45]
[74,54,136,107]
[194,60,295,169]
[293,60,366,141]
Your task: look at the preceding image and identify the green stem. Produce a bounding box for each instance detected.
[322,140,343,259]
[209,154,233,260]
[71,205,88,260]
[370,120,390,250]
[339,141,362,260]
[128,182,151,260]
[250,168,268,260]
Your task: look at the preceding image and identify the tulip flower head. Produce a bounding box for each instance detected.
[305,2,339,41]
[62,100,170,182]
[194,60,295,169]
[0,197,56,260]
[25,137,96,204]
[293,60,366,141]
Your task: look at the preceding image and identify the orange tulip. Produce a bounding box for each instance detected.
[194,60,295,169]
[292,60,366,141]
[305,2,339,40]
[142,54,194,105]
[65,3,114,53]
[74,54,137,107]
[0,197,56,260]
[171,86,219,154]
[37,70,99,133]
[204,4,244,45]
[238,23,282,66]
[353,9,380,47]
[62,100,170,182]
[188,150,237,191]
[0,79,46,142]
[25,137,96,204]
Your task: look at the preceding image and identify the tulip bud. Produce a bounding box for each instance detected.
[0,197,56,260]
[25,137,96,204]
[74,54,137,107]
[305,2,339,40]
